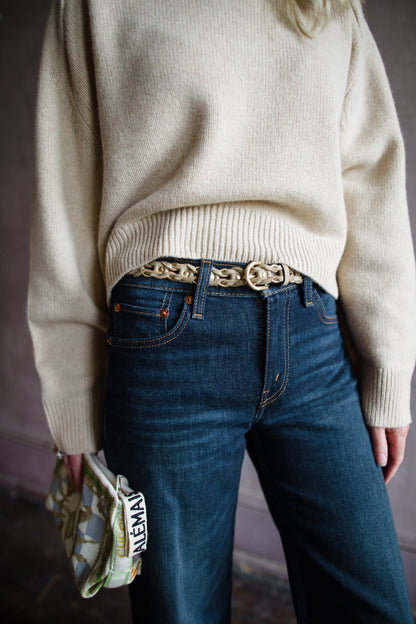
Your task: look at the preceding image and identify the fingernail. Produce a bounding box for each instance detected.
[378,454,387,467]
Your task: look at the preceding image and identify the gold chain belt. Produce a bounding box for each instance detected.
[128,260,303,291]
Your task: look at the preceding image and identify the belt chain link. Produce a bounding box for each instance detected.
[129,260,303,291]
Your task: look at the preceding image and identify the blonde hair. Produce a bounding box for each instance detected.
[285,0,362,36]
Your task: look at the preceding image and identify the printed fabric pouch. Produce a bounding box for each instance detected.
[45,452,147,598]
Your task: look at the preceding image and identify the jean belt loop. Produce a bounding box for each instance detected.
[192,259,213,320]
[303,276,314,308]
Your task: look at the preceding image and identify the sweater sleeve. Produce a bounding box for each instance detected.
[27,0,107,453]
[338,6,416,428]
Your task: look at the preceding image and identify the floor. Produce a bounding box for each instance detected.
[0,488,296,624]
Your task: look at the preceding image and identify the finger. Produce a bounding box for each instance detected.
[369,427,388,467]
[63,454,84,492]
[383,426,409,485]
[383,451,402,485]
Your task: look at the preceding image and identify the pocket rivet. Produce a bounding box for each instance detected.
[114,303,121,312]
[185,296,193,305]
[160,308,169,318]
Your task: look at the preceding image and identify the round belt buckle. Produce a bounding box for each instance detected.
[244,261,268,291]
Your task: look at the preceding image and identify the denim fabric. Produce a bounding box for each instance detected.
[101,258,413,624]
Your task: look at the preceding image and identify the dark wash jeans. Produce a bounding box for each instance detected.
[101,258,413,624]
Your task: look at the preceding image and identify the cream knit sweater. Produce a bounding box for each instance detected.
[28,0,416,453]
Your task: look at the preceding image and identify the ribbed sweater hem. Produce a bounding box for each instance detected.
[104,204,344,302]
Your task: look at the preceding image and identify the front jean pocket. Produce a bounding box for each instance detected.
[312,284,338,325]
[107,282,193,349]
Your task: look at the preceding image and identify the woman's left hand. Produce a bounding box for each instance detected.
[369,425,410,484]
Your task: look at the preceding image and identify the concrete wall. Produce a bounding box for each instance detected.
[1,0,415,607]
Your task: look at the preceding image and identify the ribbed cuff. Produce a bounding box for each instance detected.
[360,367,413,428]
[43,386,103,454]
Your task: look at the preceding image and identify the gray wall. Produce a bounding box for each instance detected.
[1,0,415,608]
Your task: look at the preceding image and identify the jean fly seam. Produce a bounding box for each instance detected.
[259,290,291,407]
[262,294,272,400]
[258,286,295,379]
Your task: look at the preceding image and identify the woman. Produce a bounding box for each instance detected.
[28,0,415,622]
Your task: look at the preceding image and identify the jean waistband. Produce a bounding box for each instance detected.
[120,257,313,320]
